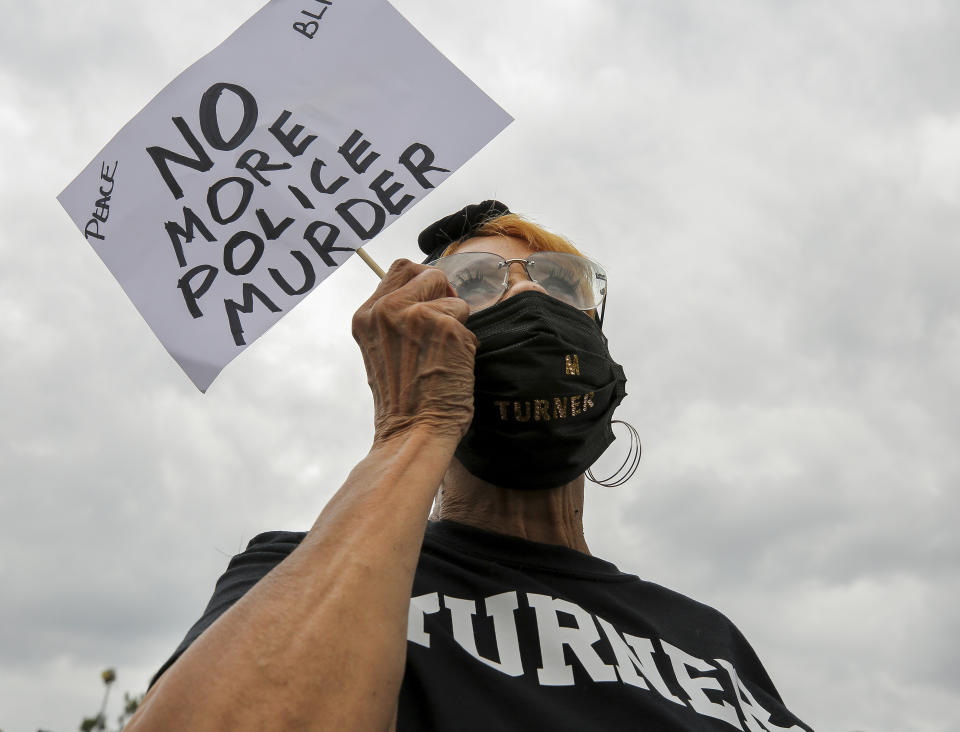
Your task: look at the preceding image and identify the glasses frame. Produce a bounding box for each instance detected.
[428,251,608,319]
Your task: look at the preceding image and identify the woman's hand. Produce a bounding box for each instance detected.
[352,259,477,444]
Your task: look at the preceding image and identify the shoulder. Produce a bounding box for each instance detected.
[149,530,307,688]
[636,577,737,624]
[238,529,307,555]
[213,530,307,585]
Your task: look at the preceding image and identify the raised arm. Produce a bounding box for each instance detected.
[127,260,475,732]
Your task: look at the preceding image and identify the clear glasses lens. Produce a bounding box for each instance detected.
[525,252,606,311]
[430,252,505,311]
[430,252,607,313]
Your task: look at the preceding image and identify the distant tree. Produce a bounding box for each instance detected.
[78,668,142,732]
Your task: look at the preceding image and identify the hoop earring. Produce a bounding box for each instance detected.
[586,420,641,487]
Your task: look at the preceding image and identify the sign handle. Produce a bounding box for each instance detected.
[355,246,385,279]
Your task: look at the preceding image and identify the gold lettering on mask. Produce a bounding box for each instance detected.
[514,401,531,422]
[534,399,551,421]
[553,397,568,420]
[494,393,596,422]
[565,354,581,376]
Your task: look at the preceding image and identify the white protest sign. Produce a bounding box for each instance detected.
[58,0,512,392]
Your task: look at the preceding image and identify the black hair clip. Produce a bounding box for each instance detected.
[417,200,511,263]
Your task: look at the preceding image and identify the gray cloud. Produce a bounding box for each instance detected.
[1,1,958,731]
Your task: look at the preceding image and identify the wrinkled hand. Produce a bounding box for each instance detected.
[352,259,477,444]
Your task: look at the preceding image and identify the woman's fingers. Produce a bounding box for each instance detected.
[359,259,454,311]
[422,295,471,324]
[352,259,477,444]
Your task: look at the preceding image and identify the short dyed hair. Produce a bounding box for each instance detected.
[442,213,584,258]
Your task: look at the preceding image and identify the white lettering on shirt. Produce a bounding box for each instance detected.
[662,640,744,729]
[406,590,806,730]
[596,616,686,705]
[444,591,524,676]
[408,592,440,647]
[716,659,806,732]
[526,593,618,686]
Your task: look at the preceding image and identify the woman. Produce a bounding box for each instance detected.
[128,202,811,731]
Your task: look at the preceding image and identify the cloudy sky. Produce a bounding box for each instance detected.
[2,0,959,730]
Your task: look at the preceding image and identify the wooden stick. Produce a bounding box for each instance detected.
[355,246,385,279]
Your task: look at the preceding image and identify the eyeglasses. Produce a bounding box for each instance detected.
[428,251,607,313]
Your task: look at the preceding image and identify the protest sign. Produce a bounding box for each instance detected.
[58,0,512,391]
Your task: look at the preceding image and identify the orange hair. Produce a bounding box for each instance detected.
[441,213,584,257]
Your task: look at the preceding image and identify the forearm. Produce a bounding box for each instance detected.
[128,427,456,732]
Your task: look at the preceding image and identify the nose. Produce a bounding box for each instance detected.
[501,260,548,301]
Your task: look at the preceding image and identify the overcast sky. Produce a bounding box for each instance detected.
[2,1,959,730]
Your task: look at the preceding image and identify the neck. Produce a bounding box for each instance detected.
[432,459,590,554]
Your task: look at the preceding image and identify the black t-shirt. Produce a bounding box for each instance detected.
[153,520,812,731]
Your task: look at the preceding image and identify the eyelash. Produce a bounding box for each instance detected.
[455,269,493,288]
[540,265,579,287]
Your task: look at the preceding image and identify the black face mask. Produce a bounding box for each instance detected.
[455,291,628,490]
